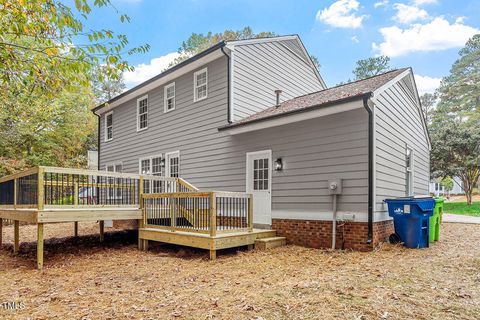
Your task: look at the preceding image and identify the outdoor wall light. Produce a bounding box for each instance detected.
[274,158,283,171]
[160,158,165,167]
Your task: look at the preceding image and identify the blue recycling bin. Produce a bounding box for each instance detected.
[384,197,435,249]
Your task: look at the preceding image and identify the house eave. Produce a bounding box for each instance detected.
[218,94,369,135]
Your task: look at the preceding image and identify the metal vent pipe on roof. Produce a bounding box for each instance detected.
[275,90,282,107]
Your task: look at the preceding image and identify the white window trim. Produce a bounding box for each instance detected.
[104,111,113,142]
[105,162,123,199]
[406,146,414,196]
[136,95,149,132]
[193,68,208,102]
[165,150,180,178]
[164,82,176,113]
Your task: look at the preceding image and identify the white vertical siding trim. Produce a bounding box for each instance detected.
[229,49,235,122]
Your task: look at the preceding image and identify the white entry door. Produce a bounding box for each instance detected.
[246,150,272,225]
[165,151,180,192]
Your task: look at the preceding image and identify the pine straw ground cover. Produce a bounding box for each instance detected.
[0,223,479,320]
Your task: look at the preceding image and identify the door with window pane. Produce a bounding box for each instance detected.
[246,150,272,225]
[166,151,180,192]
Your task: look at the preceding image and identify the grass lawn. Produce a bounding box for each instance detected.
[1,222,479,319]
[444,201,480,217]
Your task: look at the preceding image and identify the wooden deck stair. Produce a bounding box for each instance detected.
[255,236,287,250]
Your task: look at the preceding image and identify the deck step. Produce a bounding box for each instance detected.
[255,236,286,250]
[254,230,277,239]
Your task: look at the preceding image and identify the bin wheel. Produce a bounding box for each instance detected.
[389,233,401,244]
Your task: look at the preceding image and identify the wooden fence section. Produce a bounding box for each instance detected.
[142,191,253,235]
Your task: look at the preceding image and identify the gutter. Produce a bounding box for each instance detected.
[362,94,374,245]
[95,113,101,170]
[220,47,232,123]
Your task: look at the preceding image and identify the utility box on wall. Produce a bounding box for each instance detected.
[328,179,343,195]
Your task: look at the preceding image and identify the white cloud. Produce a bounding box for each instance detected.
[124,52,180,88]
[414,74,441,95]
[316,0,366,29]
[412,0,437,5]
[374,0,388,8]
[351,35,360,43]
[393,3,428,24]
[373,17,479,57]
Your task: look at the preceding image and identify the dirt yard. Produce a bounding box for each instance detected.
[0,222,479,320]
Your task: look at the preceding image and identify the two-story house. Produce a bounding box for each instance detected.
[92,35,430,250]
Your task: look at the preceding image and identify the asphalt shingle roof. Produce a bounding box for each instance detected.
[225,68,408,128]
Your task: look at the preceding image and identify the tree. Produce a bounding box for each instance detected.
[0,0,149,100]
[169,27,321,71]
[352,56,391,80]
[420,93,436,124]
[430,34,480,205]
[92,65,126,104]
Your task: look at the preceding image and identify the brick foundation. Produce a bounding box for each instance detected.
[272,219,393,251]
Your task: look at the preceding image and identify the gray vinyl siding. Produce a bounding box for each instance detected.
[374,76,430,219]
[100,55,368,219]
[232,40,324,121]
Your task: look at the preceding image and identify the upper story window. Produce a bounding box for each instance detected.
[105,111,113,142]
[194,68,208,102]
[164,82,175,113]
[137,95,148,131]
[406,147,414,196]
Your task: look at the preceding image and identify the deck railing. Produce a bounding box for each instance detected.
[142,191,253,235]
[0,166,180,210]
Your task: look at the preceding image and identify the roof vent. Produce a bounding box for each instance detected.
[275,90,282,107]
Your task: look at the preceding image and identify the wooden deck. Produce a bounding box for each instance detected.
[0,166,260,268]
[139,228,275,259]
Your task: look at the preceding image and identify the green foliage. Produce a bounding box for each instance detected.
[440,176,454,192]
[169,27,277,67]
[352,56,391,80]
[430,34,480,205]
[0,0,149,100]
[420,93,436,124]
[91,65,126,104]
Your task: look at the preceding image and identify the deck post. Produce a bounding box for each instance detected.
[99,221,104,242]
[209,250,216,260]
[209,193,217,237]
[74,222,78,237]
[0,218,3,248]
[13,220,19,254]
[13,178,17,209]
[248,194,253,232]
[37,223,44,270]
[37,167,45,211]
[138,176,144,250]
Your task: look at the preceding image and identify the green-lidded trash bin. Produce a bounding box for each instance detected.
[429,197,444,242]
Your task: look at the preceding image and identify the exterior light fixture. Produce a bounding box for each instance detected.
[274,158,283,171]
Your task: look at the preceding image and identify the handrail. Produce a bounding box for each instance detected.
[141,191,253,234]
[177,178,199,191]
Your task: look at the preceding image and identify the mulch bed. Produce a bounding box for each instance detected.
[0,222,479,319]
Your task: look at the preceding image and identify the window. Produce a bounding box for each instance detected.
[137,95,148,131]
[139,155,164,193]
[193,68,208,102]
[166,151,180,178]
[253,158,269,191]
[164,82,175,113]
[105,112,113,142]
[406,147,413,196]
[106,163,123,199]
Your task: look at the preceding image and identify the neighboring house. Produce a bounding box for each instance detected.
[91,35,430,250]
[429,176,477,197]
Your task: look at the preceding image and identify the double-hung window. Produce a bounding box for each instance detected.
[193,68,208,102]
[406,147,414,196]
[139,155,164,193]
[106,163,123,200]
[105,111,113,142]
[164,82,175,113]
[137,95,148,131]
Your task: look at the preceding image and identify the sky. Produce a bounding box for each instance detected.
[82,0,480,95]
